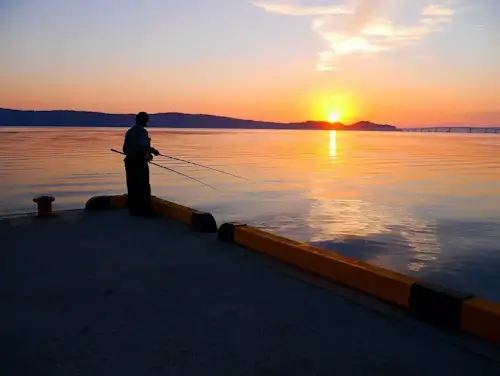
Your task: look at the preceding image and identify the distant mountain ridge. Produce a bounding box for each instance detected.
[0,108,398,131]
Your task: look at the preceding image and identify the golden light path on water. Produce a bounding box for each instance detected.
[329,130,337,159]
[309,129,440,272]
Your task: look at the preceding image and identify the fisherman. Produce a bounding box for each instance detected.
[122,111,160,217]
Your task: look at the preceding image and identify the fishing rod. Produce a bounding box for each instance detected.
[157,153,252,182]
[110,149,219,192]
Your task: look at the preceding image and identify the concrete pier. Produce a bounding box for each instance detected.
[1,209,500,375]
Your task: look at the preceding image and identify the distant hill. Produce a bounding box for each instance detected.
[0,108,399,131]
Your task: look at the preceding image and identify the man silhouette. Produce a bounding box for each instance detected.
[122,111,160,216]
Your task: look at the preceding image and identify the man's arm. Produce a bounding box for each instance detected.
[150,146,159,156]
[139,130,160,157]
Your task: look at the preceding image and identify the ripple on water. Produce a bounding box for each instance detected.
[2,127,500,302]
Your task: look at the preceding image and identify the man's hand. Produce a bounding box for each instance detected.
[150,147,160,156]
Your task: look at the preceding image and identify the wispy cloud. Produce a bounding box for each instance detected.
[421,4,455,16]
[251,2,352,16]
[251,0,458,71]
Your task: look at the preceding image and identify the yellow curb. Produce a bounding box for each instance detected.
[109,194,127,209]
[151,196,194,225]
[234,225,414,308]
[85,195,218,233]
[461,297,500,343]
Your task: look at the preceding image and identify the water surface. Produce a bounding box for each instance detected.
[2,127,500,302]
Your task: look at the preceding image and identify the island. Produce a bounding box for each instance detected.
[0,108,399,131]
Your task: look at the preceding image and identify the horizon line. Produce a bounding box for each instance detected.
[0,106,388,126]
[1,107,499,129]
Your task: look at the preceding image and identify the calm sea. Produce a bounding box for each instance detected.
[2,127,500,302]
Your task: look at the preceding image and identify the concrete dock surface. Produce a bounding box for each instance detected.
[1,209,500,375]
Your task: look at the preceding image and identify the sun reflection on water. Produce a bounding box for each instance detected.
[329,130,337,159]
[305,197,441,273]
[304,131,441,274]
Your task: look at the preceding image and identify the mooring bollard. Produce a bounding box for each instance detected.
[33,196,56,218]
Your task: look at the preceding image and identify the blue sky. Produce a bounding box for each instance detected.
[0,0,498,125]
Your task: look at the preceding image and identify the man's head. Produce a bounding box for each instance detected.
[135,111,149,127]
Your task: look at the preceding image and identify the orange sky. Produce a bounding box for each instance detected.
[1,0,499,127]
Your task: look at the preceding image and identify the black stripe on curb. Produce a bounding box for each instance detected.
[409,282,474,330]
[217,222,247,242]
[85,196,112,211]
[190,212,218,233]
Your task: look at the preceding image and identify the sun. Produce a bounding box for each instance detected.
[328,112,341,123]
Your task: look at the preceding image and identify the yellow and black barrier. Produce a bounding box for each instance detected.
[461,298,500,343]
[218,222,500,344]
[84,195,217,233]
[85,194,128,211]
[150,197,217,233]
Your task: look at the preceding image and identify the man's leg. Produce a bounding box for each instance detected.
[145,163,151,197]
[144,162,153,210]
[133,161,150,215]
[138,162,158,216]
[125,160,140,215]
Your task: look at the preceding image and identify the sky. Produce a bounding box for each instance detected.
[0,0,499,126]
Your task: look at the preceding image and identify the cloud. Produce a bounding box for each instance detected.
[251,0,458,71]
[250,2,353,16]
[421,4,455,16]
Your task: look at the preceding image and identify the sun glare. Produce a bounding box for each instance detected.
[328,112,341,123]
[308,92,357,124]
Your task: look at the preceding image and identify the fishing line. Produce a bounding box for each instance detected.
[110,149,220,192]
[157,153,252,182]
